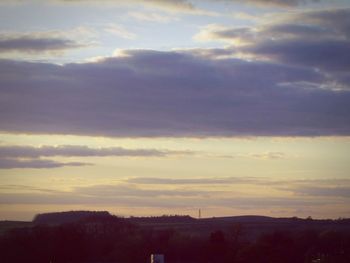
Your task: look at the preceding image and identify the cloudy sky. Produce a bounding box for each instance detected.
[1,0,350,220]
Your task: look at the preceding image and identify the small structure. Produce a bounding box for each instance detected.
[151,254,164,263]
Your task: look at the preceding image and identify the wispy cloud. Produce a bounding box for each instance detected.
[128,11,178,23]
[1,177,349,218]
[0,145,194,169]
[3,0,321,10]
[127,177,350,189]
[0,36,83,53]
[0,182,334,209]
[0,27,96,55]
[0,184,64,194]
[0,145,190,158]
[193,24,255,45]
[104,24,137,40]
[74,184,215,198]
[126,176,265,185]
[0,145,193,169]
[247,152,287,160]
[228,0,321,8]
[0,145,290,169]
[291,186,350,198]
[0,33,85,53]
[0,158,89,169]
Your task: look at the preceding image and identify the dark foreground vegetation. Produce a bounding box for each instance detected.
[1,211,350,263]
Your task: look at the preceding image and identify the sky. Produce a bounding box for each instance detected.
[0,0,350,221]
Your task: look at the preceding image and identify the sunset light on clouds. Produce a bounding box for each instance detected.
[0,0,350,220]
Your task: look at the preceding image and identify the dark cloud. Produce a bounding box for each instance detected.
[244,38,350,72]
[0,35,83,53]
[0,145,191,158]
[197,8,349,43]
[264,23,334,39]
[0,158,89,169]
[2,8,350,137]
[246,9,350,81]
[1,47,349,137]
[297,8,350,38]
[197,8,350,89]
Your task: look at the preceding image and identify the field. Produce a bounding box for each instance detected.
[1,212,350,262]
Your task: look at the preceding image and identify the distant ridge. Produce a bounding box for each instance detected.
[31,210,350,229]
[201,215,276,222]
[128,215,195,224]
[33,210,112,225]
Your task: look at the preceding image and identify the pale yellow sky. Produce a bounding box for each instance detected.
[1,134,349,220]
